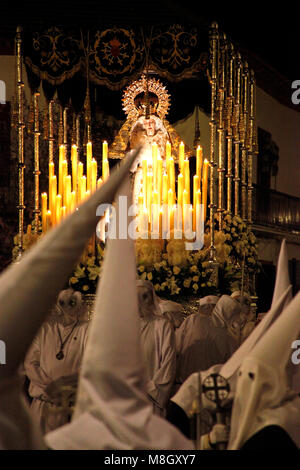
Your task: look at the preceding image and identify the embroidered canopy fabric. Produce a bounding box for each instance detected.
[23,24,209,94]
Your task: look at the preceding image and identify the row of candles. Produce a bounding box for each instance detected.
[136,141,209,239]
[40,140,209,240]
[41,141,109,232]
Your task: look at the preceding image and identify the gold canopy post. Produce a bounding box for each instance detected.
[33,92,41,234]
[225,42,235,215]
[248,70,256,225]
[48,99,54,164]
[233,52,242,217]
[241,61,250,222]
[208,22,219,286]
[16,26,25,258]
[217,33,226,228]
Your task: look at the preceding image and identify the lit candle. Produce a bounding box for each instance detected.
[48,162,54,211]
[166,141,171,161]
[202,159,209,221]
[157,158,162,205]
[97,177,103,189]
[80,176,87,202]
[169,157,175,201]
[41,193,47,232]
[184,159,190,204]
[179,141,185,173]
[147,172,153,220]
[162,173,168,205]
[55,194,62,224]
[195,189,202,232]
[168,188,174,232]
[152,143,158,186]
[177,173,184,208]
[71,145,78,193]
[196,145,203,182]
[102,141,109,182]
[77,162,83,203]
[102,159,109,182]
[61,206,66,219]
[193,175,200,208]
[58,145,65,196]
[91,159,97,193]
[102,140,108,160]
[60,160,67,202]
[70,191,76,213]
[64,175,71,210]
[86,141,92,191]
[50,175,57,225]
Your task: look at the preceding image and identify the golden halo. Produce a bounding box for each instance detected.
[122,75,171,120]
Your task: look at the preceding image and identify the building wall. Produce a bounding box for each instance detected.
[173,87,300,199]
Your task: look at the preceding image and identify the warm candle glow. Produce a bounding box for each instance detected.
[41,193,47,232]
[86,141,92,191]
[184,159,190,204]
[71,145,78,194]
[202,159,209,221]
[55,194,62,224]
[179,141,185,173]
[50,175,57,225]
[196,145,203,183]
[91,159,97,193]
[166,141,171,161]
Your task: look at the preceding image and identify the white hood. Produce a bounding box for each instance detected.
[45,175,193,450]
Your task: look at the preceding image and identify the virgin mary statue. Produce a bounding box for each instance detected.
[108,74,193,204]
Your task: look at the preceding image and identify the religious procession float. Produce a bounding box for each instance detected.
[10,23,260,312]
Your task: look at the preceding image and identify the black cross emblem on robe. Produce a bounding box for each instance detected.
[202,373,230,410]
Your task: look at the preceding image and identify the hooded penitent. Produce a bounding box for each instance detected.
[229,288,300,449]
[271,238,292,309]
[175,296,241,385]
[198,296,219,316]
[0,149,140,449]
[45,174,193,450]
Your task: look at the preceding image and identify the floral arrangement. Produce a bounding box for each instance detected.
[12,211,260,300]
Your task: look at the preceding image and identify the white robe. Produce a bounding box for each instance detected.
[175,314,237,385]
[24,318,89,433]
[140,316,176,414]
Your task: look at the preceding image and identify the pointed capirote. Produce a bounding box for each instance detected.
[220,284,292,380]
[45,176,193,450]
[271,238,292,309]
[229,287,300,449]
[0,149,140,380]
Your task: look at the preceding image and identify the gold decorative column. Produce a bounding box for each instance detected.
[248,69,257,225]
[58,105,63,146]
[48,100,54,163]
[16,26,25,258]
[225,43,235,215]
[241,62,249,221]
[208,22,219,286]
[63,106,68,147]
[233,53,242,217]
[33,92,41,233]
[217,33,226,228]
